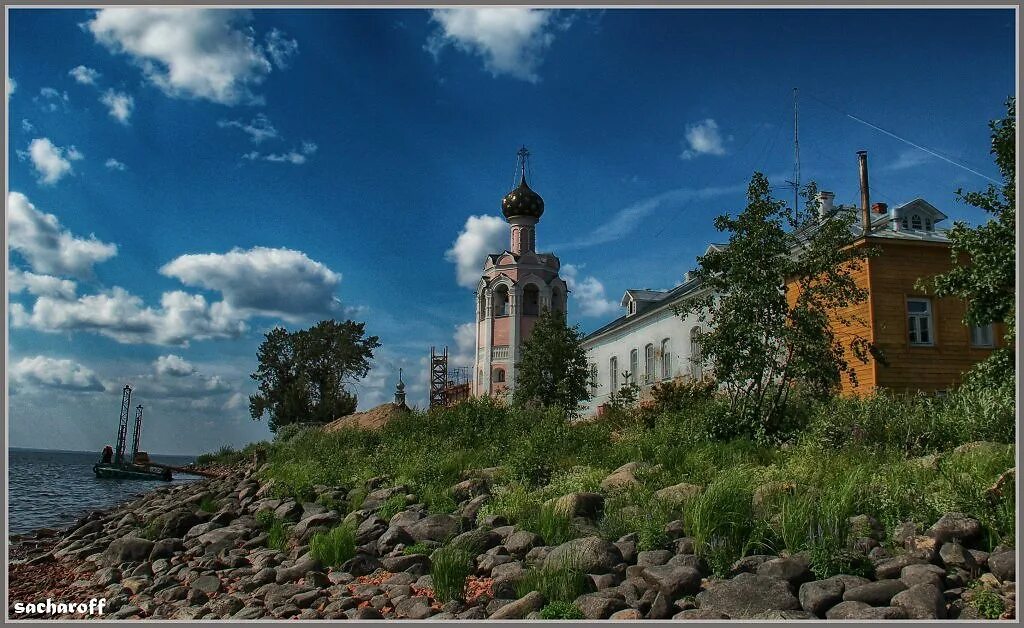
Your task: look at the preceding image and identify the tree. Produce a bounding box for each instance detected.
[250,319,381,432]
[513,308,593,418]
[919,98,1015,388]
[677,173,877,438]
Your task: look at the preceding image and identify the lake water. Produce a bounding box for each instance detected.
[8,448,201,535]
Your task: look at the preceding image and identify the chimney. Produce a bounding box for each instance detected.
[857,150,871,235]
[872,202,888,215]
[818,190,835,219]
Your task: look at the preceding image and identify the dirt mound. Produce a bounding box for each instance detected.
[323,402,410,433]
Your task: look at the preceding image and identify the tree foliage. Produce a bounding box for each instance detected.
[920,98,1016,389]
[513,308,593,418]
[250,319,381,432]
[678,173,877,438]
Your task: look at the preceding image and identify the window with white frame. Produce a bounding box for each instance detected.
[971,323,995,348]
[911,214,923,230]
[609,357,618,392]
[590,363,599,392]
[689,326,704,379]
[629,348,639,383]
[660,338,672,380]
[907,298,934,346]
[644,344,655,384]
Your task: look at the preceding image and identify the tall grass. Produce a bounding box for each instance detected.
[309,523,357,567]
[431,545,475,603]
[516,547,589,603]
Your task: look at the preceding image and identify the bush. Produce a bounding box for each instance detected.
[970,583,1006,619]
[517,560,588,604]
[538,601,585,620]
[684,466,765,577]
[402,542,432,556]
[309,523,357,567]
[431,545,474,603]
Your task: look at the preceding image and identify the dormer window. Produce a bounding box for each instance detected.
[911,214,923,230]
[627,300,636,316]
[901,216,909,229]
[925,218,933,231]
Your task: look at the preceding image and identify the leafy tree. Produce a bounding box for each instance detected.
[919,98,1016,389]
[678,173,877,438]
[513,308,593,418]
[250,320,381,432]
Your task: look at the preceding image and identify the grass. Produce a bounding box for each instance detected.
[246,388,1014,577]
[430,545,475,603]
[377,494,408,521]
[970,583,1006,619]
[309,523,357,567]
[516,561,589,604]
[539,602,585,619]
[138,517,163,541]
[402,542,432,556]
[257,510,290,551]
[198,496,220,513]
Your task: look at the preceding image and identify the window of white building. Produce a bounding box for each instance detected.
[971,323,995,348]
[689,326,704,380]
[629,348,639,384]
[590,363,599,392]
[661,338,672,380]
[609,356,618,391]
[907,298,934,346]
[644,344,655,385]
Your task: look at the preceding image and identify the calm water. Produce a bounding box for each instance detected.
[8,448,200,535]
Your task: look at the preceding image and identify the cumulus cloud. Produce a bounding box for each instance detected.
[264,28,299,69]
[242,140,317,164]
[8,268,78,300]
[20,138,83,185]
[100,89,134,123]
[680,118,729,160]
[86,8,282,105]
[69,65,101,85]
[426,8,565,82]
[159,246,342,320]
[7,75,15,98]
[10,286,245,346]
[11,356,105,392]
[21,119,35,133]
[452,321,477,366]
[105,157,127,170]
[8,192,118,277]
[445,215,507,288]
[154,354,196,377]
[35,87,69,112]
[883,150,935,172]
[218,113,278,143]
[561,263,618,317]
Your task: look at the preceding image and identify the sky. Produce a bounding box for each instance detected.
[6,8,1015,455]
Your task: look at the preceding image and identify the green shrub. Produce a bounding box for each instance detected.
[138,517,163,540]
[531,503,576,546]
[516,562,588,605]
[198,496,219,513]
[684,466,765,577]
[267,518,288,551]
[599,490,677,551]
[538,601,585,620]
[970,583,1006,619]
[309,523,357,567]
[403,542,432,556]
[431,545,474,603]
[377,494,408,521]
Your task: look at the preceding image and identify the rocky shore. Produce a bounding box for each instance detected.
[7,459,1017,620]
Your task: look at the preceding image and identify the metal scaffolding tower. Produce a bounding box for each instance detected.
[429,346,448,409]
[114,385,132,464]
[131,404,144,462]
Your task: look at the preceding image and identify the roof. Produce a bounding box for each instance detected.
[585,276,706,344]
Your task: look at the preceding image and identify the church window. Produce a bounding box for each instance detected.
[493,368,506,383]
[523,284,540,316]
[493,285,510,317]
[644,344,655,385]
[629,348,639,383]
[661,338,672,380]
[609,357,618,391]
[925,218,933,231]
[970,323,994,348]
[551,287,562,313]
[589,363,599,392]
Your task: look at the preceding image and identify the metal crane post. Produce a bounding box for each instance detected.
[114,385,132,464]
[131,405,144,462]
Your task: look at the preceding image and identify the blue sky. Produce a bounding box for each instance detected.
[6,8,1014,454]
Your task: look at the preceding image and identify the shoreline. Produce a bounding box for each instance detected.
[6,455,1017,621]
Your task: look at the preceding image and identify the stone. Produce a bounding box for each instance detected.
[545,536,623,574]
[901,563,946,589]
[340,553,380,577]
[586,572,618,591]
[614,539,638,565]
[407,514,462,542]
[190,574,222,595]
[799,577,845,617]
[751,610,817,619]
[504,531,541,557]
[291,512,340,539]
[290,589,322,609]
[600,462,641,491]
[904,534,940,562]
[121,576,150,595]
[209,596,245,617]
[891,583,946,619]
[574,591,628,619]
[892,521,918,545]
[231,607,266,620]
[645,591,673,619]
[826,601,908,619]
[183,521,223,540]
[102,536,155,566]
[252,567,277,586]
[149,538,184,561]
[382,554,431,575]
[940,542,977,570]
[672,536,696,555]
[667,553,704,572]
[928,513,982,545]
[843,579,907,606]
[610,608,643,619]
[849,514,885,540]
[636,550,673,567]
[757,555,812,586]
[548,492,605,521]
[159,510,202,539]
[728,554,776,576]
[377,526,415,554]
[875,554,928,579]
[93,567,121,586]
[275,556,320,584]
[640,565,702,598]
[451,478,489,502]
[451,528,502,553]
[990,550,1016,582]
[653,482,702,505]
[696,573,801,618]
[487,591,544,619]
[673,609,730,619]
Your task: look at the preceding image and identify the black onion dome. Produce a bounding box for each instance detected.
[501,175,545,220]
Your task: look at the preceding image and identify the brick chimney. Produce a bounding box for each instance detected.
[857,151,871,236]
[872,202,888,214]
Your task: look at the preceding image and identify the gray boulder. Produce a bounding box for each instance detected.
[505,530,541,557]
[927,513,981,545]
[989,550,1016,582]
[488,591,544,619]
[891,583,946,619]
[636,550,673,568]
[843,579,907,606]
[826,600,907,619]
[148,537,184,561]
[900,563,946,589]
[545,536,623,574]
[695,573,801,618]
[757,555,812,585]
[574,591,628,619]
[407,514,462,542]
[640,565,702,598]
[798,577,845,617]
[102,536,154,566]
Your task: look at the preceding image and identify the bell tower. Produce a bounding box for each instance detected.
[473,147,568,397]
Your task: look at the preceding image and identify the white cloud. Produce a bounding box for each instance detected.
[883,150,935,172]
[159,246,342,320]
[557,183,744,250]
[680,118,729,160]
[154,354,196,377]
[21,119,35,133]
[8,268,78,300]
[218,113,278,143]
[11,287,246,346]
[561,263,618,317]
[100,89,134,124]
[20,138,83,185]
[11,356,105,392]
[445,214,507,288]
[86,8,279,105]
[7,75,16,98]
[69,65,101,85]
[105,157,127,171]
[35,87,69,112]
[426,8,563,82]
[242,141,317,164]
[264,28,299,70]
[8,192,118,277]
[452,321,477,366]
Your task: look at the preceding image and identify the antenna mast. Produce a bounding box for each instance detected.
[792,87,801,214]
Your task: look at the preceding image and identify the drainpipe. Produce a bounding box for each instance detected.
[857,150,871,236]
